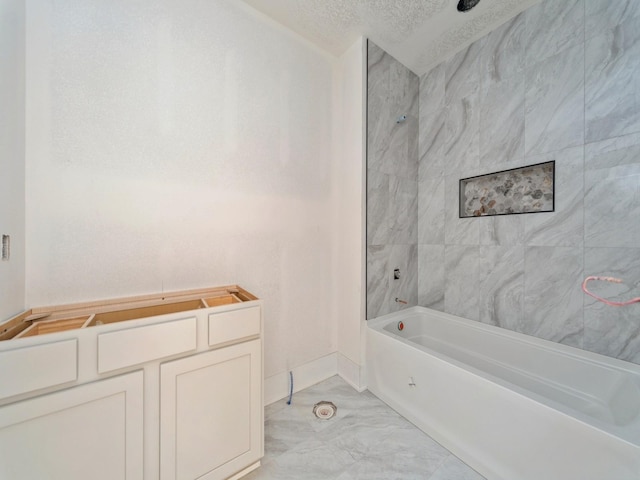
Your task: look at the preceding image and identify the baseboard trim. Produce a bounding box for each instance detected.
[265,353,338,405]
[337,353,366,392]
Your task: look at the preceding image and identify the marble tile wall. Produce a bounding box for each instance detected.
[366,41,419,319]
[415,0,640,364]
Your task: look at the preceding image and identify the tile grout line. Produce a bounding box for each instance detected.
[582,0,586,351]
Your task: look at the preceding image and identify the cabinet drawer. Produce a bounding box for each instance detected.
[0,339,77,400]
[98,317,197,373]
[208,307,260,347]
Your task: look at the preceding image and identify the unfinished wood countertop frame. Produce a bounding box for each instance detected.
[0,285,257,341]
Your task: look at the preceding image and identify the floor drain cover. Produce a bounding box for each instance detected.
[313,401,337,419]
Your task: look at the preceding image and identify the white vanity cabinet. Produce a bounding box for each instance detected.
[0,286,263,480]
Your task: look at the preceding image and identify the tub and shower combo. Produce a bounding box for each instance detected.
[366,307,640,480]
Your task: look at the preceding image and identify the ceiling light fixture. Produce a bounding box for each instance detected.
[457,0,481,12]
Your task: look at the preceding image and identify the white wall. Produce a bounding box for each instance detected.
[25,0,344,379]
[332,38,367,389]
[0,0,26,320]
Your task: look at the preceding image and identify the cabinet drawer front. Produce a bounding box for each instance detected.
[0,339,77,400]
[98,317,197,373]
[208,307,260,346]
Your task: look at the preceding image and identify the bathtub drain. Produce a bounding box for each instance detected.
[313,401,337,420]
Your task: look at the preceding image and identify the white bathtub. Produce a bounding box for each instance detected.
[366,307,640,480]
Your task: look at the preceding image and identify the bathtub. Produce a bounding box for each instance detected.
[366,307,640,480]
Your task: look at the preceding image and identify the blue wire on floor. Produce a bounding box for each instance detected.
[286,371,293,405]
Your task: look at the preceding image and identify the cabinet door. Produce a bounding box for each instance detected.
[0,371,144,480]
[160,340,262,480]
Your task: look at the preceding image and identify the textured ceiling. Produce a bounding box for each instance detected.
[241,0,542,75]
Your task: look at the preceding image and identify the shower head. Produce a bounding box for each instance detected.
[457,0,481,12]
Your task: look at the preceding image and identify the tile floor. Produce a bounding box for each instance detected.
[244,376,486,480]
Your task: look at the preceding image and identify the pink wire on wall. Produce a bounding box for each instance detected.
[582,276,640,307]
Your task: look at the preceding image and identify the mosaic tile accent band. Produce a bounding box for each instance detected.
[459,161,555,217]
